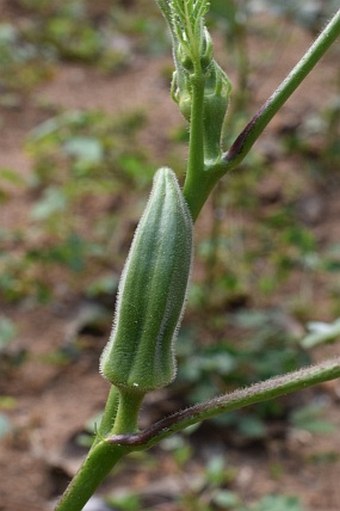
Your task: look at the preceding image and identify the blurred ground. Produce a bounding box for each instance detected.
[0,2,340,510]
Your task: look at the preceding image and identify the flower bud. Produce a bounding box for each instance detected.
[203,62,232,162]
[200,28,213,71]
[171,71,192,122]
[178,43,195,72]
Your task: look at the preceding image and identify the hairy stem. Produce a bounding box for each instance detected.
[55,441,126,511]
[107,357,340,449]
[91,385,119,449]
[112,390,144,434]
[55,389,143,511]
[217,8,340,173]
[183,73,208,220]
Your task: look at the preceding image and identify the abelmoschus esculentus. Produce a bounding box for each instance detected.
[55,3,340,510]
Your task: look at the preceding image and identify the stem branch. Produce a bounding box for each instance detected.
[55,441,126,511]
[108,357,340,449]
[220,9,340,172]
[91,385,119,449]
[55,389,143,511]
[183,73,208,220]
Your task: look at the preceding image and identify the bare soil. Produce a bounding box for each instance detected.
[0,11,339,511]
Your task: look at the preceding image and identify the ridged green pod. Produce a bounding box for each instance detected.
[100,167,193,394]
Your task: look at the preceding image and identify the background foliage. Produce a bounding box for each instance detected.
[0,1,339,510]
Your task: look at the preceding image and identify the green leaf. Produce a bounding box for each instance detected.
[0,396,16,409]
[85,274,119,298]
[290,403,335,434]
[301,319,340,349]
[31,186,67,220]
[242,495,303,511]
[0,168,25,185]
[0,414,11,438]
[212,489,240,508]
[0,23,17,44]
[205,455,228,486]
[63,137,103,163]
[106,492,140,511]
[237,415,267,439]
[0,316,16,350]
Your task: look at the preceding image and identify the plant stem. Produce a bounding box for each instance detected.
[183,73,214,220]
[216,9,340,173]
[185,9,340,218]
[55,440,126,511]
[107,357,340,449]
[91,385,119,449]
[55,389,143,511]
[112,389,144,434]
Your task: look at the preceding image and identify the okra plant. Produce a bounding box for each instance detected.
[56,3,340,510]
